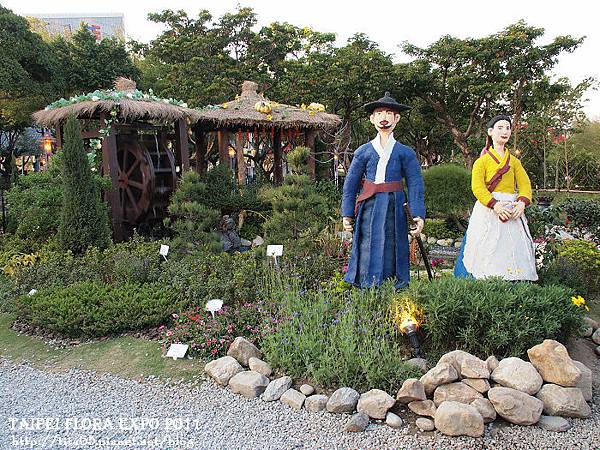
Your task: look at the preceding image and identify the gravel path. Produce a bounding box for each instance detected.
[1,358,599,450]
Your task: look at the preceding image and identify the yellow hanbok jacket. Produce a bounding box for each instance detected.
[471,147,532,209]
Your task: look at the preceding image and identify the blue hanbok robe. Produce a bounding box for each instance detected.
[341,135,425,288]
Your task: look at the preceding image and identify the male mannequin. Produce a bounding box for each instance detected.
[341,92,425,288]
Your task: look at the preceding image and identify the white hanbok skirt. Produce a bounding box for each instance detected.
[462,192,538,281]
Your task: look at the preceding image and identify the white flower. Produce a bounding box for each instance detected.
[91,96,100,101]
[180,103,188,108]
[126,93,134,99]
[163,99,170,103]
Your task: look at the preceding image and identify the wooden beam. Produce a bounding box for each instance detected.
[304,129,317,180]
[218,129,230,166]
[101,119,124,242]
[174,118,190,173]
[273,128,283,185]
[193,128,207,174]
[235,130,246,185]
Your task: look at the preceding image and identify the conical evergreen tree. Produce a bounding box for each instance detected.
[57,115,111,253]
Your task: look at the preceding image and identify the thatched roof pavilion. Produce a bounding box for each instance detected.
[191,81,341,184]
[32,78,196,242]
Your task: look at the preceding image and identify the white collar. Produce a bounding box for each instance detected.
[371,133,396,155]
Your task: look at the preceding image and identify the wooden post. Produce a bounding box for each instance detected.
[218,129,230,165]
[273,128,283,185]
[174,118,190,174]
[194,127,207,174]
[55,124,63,150]
[235,130,246,185]
[100,115,124,242]
[304,128,317,180]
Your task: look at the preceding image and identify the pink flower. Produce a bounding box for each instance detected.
[342,265,348,273]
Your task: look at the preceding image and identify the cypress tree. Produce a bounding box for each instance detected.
[57,115,111,253]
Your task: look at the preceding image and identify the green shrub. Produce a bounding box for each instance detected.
[14,281,183,338]
[158,250,264,308]
[562,199,600,240]
[526,203,562,240]
[407,277,583,359]
[58,115,111,253]
[261,277,421,391]
[260,176,339,254]
[5,168,63,252]
[423,219,462,240]
[423,164,474,220]
[556,239,600,293]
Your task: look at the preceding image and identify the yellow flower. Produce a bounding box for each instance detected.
[222,103,229,109]
[266,114,273,121]
[571,295,590,311]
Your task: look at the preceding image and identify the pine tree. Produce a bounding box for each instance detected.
[57,115,111,253]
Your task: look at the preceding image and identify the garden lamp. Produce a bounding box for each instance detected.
[392,297,425,358]
[399,318,424,358]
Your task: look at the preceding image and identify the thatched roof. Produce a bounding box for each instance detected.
[32,78,198,127]
[191,81,341,131]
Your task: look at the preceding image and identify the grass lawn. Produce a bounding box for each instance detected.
[0,313,205,384]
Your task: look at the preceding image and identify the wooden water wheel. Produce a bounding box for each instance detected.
[115,133,176,226]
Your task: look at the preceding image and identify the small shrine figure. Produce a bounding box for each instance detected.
[454,115,538,280]
[341,92,425,289]
[220,215,241,253]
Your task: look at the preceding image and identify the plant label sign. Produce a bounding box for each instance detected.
[159,244,170,261]
[266,245,283,257]
[166,343,189,360]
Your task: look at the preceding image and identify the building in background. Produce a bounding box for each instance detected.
[27,13,125,41]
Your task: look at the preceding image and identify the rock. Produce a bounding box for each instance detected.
[470,398,496,423]
[490,357,543,395]
[433,382,483,406]
[240,238,252,247]
[408,400,437,418]
[420,233,426,241]
[488,387,543,425]
[436,239,446,246]
[305,394,329,412]
[204,356,243,386]
[434,401,484,437]
[248,357,272,377]
[415,418,435,432]
[486,356,499,372]
[438,350,489,379]
[385,412,404,429]
[345,412,369,432]
[572,361,592,402]
[300,384,315,396]
[454,241,462,249]
[280,388,306,410]
[228,371,270,398]
[536,384,591,418]
[427,237,436,245]
[262,376,293,402]
[583,316,599,331]
[406,358,429,374]
[227,337,262,366]
[527,339,582,387]
[581,326,593,338]
[420,363,459,396]
[462,378,490,394]
[252,235,264,247]
[537,415,571,432]
[326,387,360,414]
[592,328,600,345]
[596,346,600,357]
[396,378,426,403]
[357,389,396,420]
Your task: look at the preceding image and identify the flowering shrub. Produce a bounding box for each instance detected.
[160,302,278,359]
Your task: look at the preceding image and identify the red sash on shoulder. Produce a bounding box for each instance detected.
[484,150,511,193]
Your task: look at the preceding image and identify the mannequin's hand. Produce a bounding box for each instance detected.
[511,200,526,219]
[410,217,424,237]
[493,201,512,221]
[342,216,354,232]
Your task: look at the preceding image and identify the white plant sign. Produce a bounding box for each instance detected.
[205,299,223,319]
[266,244,283,266]
[165,343,188,360]
[159,244,170,261]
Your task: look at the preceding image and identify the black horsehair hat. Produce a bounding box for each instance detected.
[364,92,411,114]
[487,114,512,129]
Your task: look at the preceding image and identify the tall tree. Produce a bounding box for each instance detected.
[401,21,583,167]
[58,115,111,253]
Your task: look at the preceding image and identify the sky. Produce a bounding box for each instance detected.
[5,0,600,118]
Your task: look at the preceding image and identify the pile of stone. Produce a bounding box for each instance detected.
[204,337,593,437]
[582,316,600,356]
[410,233,462,249]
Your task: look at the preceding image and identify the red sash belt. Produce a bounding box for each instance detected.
[354,180,404,216]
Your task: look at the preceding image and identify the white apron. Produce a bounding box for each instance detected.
[462,192,538,281]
